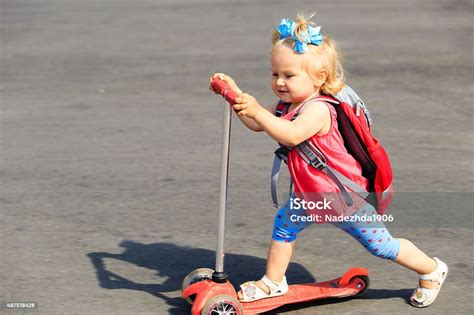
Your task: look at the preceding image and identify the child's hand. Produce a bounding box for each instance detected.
[210,73,243,95]
[233,93,262,119]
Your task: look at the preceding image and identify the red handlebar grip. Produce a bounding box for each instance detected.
[211,78,237,105]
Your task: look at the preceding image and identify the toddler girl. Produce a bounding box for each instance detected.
[210,14,447,308]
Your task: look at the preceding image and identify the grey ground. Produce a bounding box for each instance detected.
[1,0,473,314]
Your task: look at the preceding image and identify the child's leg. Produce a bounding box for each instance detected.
[393,239,447,305]
[338,202,447,306]
[395,238,437,278]
[338,203,437,273]
[266,240,296,283]
[237,197,310,300]
[241,240,295,297]
[267,196,312,282]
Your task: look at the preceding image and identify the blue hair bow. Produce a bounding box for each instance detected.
[277,19,323,54]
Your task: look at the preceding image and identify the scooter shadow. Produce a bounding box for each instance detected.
[87,240,316,314]
[267,288,413,314]
[87,241,412,314]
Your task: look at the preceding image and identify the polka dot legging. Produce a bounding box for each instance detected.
[272,197,400,261]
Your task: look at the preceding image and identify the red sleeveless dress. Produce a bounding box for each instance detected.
[281,99,369,216]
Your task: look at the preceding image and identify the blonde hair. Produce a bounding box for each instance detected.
[271,14,345,95]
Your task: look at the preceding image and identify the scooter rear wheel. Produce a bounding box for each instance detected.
[352,275,370,297]
[182,268,215,304]
[201,294,243,315]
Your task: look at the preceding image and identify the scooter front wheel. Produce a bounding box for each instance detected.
[201,294,243,315]
[182,268,215,304]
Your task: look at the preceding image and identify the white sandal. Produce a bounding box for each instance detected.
[239,275,289,302]
[410,257,448,307]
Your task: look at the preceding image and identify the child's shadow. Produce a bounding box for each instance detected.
[87,241,412,314]
[87,241,316,314]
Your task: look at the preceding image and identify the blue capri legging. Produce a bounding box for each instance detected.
[272,197,400,261]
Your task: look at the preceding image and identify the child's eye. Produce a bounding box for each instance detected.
[286,73,295,78]
[271,72,278,77]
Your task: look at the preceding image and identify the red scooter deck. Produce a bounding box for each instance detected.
[183,267,369,314]
[241,267,368,314]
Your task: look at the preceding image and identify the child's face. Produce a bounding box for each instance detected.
[271,44,318,104]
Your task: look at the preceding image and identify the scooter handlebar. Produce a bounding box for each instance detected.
[210,78,237,105]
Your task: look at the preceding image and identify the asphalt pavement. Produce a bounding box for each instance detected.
[1,0,473,314]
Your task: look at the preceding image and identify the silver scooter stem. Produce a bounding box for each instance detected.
[215,98,232,274]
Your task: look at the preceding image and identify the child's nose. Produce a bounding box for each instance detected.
[276,78,285,87]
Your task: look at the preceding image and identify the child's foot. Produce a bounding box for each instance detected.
[237,275,288,302]
[410,257,448,307]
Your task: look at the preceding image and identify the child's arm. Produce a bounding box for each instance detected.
[234,93,330,146]
[235,104,275,132]
[210,73,272,132]
[235,106,272,132]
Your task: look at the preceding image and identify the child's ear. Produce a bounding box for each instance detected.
[314,68,328,87]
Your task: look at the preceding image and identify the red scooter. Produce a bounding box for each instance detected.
[181,79,369,314]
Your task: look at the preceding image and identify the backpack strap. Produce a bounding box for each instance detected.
[271,146,291,208]
[335,85,373,128]
[296,140,370,206]
[271,100,292,208]
[291,96,339,120]
[275,101,290,117]
[311,95,340,105]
